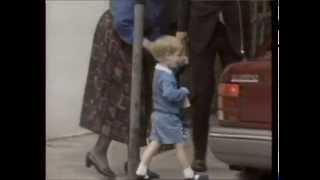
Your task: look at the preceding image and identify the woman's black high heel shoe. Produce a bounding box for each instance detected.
[85,152,116,177]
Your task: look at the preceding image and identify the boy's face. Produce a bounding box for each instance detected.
[166,49,189,69]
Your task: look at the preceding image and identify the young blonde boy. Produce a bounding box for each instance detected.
[137,36,208,180]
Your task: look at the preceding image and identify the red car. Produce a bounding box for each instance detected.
[209,47,272,178]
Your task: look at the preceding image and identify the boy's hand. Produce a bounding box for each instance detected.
[183,97,191,108]
[182,127,190,139]
[180,87,190,95]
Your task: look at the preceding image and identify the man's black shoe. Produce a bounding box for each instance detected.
[191,159,207,172]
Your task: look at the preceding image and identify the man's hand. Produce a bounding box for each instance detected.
[176,31,188,43]
[181,56,189,65]
[176,31,188,58]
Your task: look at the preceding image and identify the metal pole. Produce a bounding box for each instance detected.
[259,1,267,46]
[128,0,145,179]
[237,0,245,60]
[250,1,258,58]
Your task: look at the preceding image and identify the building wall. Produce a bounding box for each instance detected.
[46,0,110,140]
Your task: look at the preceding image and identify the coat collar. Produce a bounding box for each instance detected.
[155,63,173,75]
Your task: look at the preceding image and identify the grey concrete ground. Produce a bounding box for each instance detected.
[46,133,243,180]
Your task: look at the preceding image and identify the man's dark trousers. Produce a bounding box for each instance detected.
[188,1,243,166]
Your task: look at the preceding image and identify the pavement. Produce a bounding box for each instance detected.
[46,133,243,180]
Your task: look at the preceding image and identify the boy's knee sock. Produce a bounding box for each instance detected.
[136,162,148,176]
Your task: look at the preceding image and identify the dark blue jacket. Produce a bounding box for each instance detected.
[113,0,170,44]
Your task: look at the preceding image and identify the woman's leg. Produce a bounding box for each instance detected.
[90,135,113,169]
[86,135,115,177]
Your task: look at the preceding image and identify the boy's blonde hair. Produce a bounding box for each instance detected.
[147,35,182,62]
